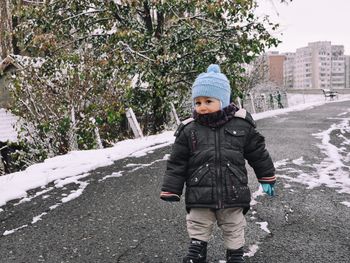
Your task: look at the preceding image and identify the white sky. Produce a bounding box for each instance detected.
[256,0,350,54]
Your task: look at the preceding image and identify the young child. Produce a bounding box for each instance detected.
[160,64,276,263]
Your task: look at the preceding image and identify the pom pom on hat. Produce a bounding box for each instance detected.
[207,64,221,73]
[192,64,231,108]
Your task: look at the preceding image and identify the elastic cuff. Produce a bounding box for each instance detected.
[258,175,276,184]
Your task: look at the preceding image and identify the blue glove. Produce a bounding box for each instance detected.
[261,183,275,196]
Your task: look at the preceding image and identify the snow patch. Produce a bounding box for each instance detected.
[13,187,54,206]
[256,221,271,233]
[54,173,90,188]
[61,181,89,203]
[131,142,173,157]
[99,171,123,182]
[125,156,168,172]
[0,131,175,207]
[276,116,350,195]
[340,201,350,207]
[244,243,260,257]
[32,212,47,224]
[274,159,289,168]
[2,225,28,236]
[292,157,305,165]
[49,204,60,210]
[250,185,265,206]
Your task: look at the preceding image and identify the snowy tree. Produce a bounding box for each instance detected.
[9,53,129,157]
[240,55,269,96]
[7,0,292,163]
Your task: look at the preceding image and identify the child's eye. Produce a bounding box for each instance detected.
[195,101,201,106]
[206,100,212,104]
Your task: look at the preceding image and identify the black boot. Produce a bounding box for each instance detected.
[182,238,207,263]
[226,247,245,263]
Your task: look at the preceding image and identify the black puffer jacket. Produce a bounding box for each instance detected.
[162,104,275,213]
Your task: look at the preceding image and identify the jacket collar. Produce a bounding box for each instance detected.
[193,103,239,128]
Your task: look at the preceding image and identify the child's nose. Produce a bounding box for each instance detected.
[198,104,208,112]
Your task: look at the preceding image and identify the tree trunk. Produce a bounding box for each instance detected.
[0,0,13,59]
[152,86,167,133]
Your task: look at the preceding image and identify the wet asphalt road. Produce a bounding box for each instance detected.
[0,100,349,263]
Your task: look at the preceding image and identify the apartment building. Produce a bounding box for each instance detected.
[267,52,285,86]
[292,41,345,89]
[248,42,348,90]
[344,55,350,89]
[330,45,345,89]
[283,52,295,89]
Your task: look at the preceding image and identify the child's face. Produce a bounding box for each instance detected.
[194,96,221,114]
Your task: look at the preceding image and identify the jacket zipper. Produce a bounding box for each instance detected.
[218,128,224,208]
[214,128,222,209]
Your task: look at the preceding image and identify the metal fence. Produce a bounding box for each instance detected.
[242,91,288,113]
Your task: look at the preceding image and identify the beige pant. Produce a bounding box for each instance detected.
[186,207,246,250]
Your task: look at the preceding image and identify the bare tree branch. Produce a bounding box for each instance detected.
[62,9,106,22]
[117,41,156,62]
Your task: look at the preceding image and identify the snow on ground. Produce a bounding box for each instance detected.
[3,225,28,236]
[341,201,350,207]
[243,243,260,257]
[0,132,175,207]
[286,93,326,107]
[1,95,350,239]
[98,171,123,182]
[255,222,271,234]
[275,112,350,195]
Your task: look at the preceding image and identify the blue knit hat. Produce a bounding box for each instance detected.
[192,64,231,108]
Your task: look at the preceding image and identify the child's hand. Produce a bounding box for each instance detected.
[160,191,180,202]
[261,183,275,196]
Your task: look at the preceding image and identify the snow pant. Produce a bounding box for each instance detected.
[186,207,246,250]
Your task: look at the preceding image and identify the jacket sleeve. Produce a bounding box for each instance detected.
[161,130,190,195]
[243,126,276,184]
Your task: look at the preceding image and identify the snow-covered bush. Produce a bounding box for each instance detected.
[9,52,130,159]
